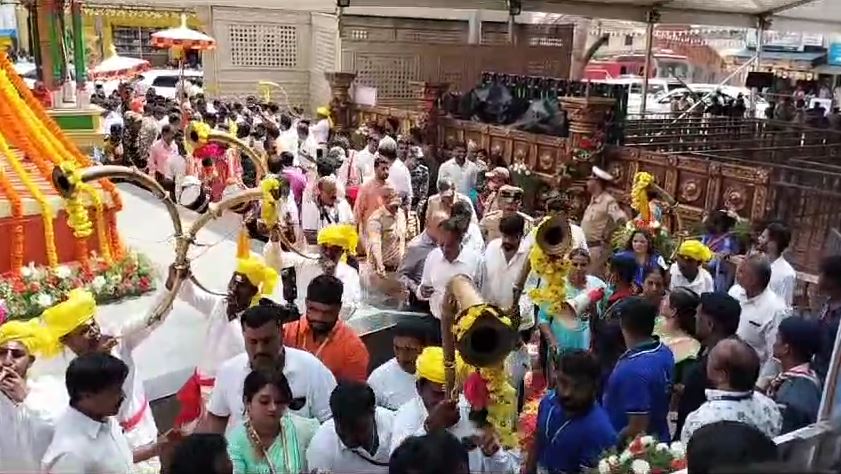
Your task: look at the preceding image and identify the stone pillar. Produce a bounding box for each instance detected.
[324,71,356,133]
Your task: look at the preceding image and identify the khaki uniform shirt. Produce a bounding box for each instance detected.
[581,191,626,244]
[367,207,407,270]
[479,211,534,243]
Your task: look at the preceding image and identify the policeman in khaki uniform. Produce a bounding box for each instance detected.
[479,185,534,244]
[581,166,627,276]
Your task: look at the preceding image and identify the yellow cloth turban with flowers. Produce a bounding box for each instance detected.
[0,319,55,357]
[236,256,279,305]
[317,224,359,256]
[40,289,96,342]
[677,240,714,263]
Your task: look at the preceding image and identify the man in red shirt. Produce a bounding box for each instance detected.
[283,274,370,381]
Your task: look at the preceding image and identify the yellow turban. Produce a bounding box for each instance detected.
[40,289,96,341]
[0,320,55,357]
[416,346,446,384]
[317,224,359,256]
[235,256,279,305]
[415,346,469,385]
[677,240,714,263]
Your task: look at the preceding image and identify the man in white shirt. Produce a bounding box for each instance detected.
[296,120,319,172]
[301,176,354,248]
[307,381,394,473]
[368,319,433,411]
[729,255,789,382]
[42,353,135,473]
[40,289,163,471]
[165,256,278,431]
[417,217,483,320]
[385,136,413,205]
[424,179,478,227]
[355,132,380,183]
[310,107,332,144]
[0,320,62,473]
[390,347,520,473]
[480,214,534,327]
[756,222,797,307]
[264,223,362,317]
[204,305,337,433]
[437,141,479,196]
[669,240,715,295]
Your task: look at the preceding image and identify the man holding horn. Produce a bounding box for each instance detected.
[39,289,170,472]
[167,254,279,431]
[0,319,61,472]
[390,346,521,473]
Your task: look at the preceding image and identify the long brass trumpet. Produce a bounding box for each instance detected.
[441,275,518,397]
[185,121,268,178]
[510,213,573,328]
[51,164,292,326]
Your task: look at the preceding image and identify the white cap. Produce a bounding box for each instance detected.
[591,166,614,182]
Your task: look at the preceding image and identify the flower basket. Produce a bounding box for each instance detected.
[0,250,157,321]
[510,160,540,211]
[593,435,687,474]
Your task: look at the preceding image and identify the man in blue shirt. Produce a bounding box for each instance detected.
[603,296,674,443]
[526,350,617,474]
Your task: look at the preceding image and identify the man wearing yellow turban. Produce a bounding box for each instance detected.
[0,319,60,472]
[390,346,520,473]
[669,240,715,294]
[40,288,165,470]
[167,254,278,431]
[263,223,362,316]
[312,106,332,144]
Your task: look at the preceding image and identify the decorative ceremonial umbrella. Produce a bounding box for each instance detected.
[88,46,150,81]
[150,13,216,51]
[150,13,216,110]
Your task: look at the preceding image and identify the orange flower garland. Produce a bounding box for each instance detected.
[0,56,122,211]
[106,212,124,260]
[0,130,58,267]
[0,163,24,269]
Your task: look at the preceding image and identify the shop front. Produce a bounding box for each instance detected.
[80,7,203,67]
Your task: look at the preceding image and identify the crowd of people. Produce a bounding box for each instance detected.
[1,83,841,474]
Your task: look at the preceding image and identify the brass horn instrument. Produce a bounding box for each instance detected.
[186,122,267,173]
[441,275,518,397]
[51,164,294,325]
[509,213,573,328]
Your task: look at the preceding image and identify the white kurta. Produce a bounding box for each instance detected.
[263,241,362,316]
[367,358,418,411]
[306,407,395,473]
[480,238,534,330]
[416,247,483,320]
[0,378,61,473]
[177,280,244,380]
[42,407,134,474]
[389,396,520,473]
[207,349,337,429]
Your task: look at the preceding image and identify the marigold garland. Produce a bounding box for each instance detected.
[59,162,93,239]
[260,176,281,228]
[0,131,58,267]
[78,182,112,264]
[527,242,572,317]
[106,211,124,260]
[0,55,122,212]
[631,171,654,223]
[0,163,24,269]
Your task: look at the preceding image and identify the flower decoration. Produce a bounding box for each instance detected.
[594,436,686,474]
[0,162,24,269]
[630,172,655,223]
[463,372,490,410]
[0,251,156,321]
[527,237,572,317]
[0,299,7,324]
[260,176,281,229]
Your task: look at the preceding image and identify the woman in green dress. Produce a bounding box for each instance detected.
[227,369,319,474]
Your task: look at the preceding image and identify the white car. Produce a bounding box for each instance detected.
[135,69,203,99]
[15,61,122,96]
[648,85,769,119]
